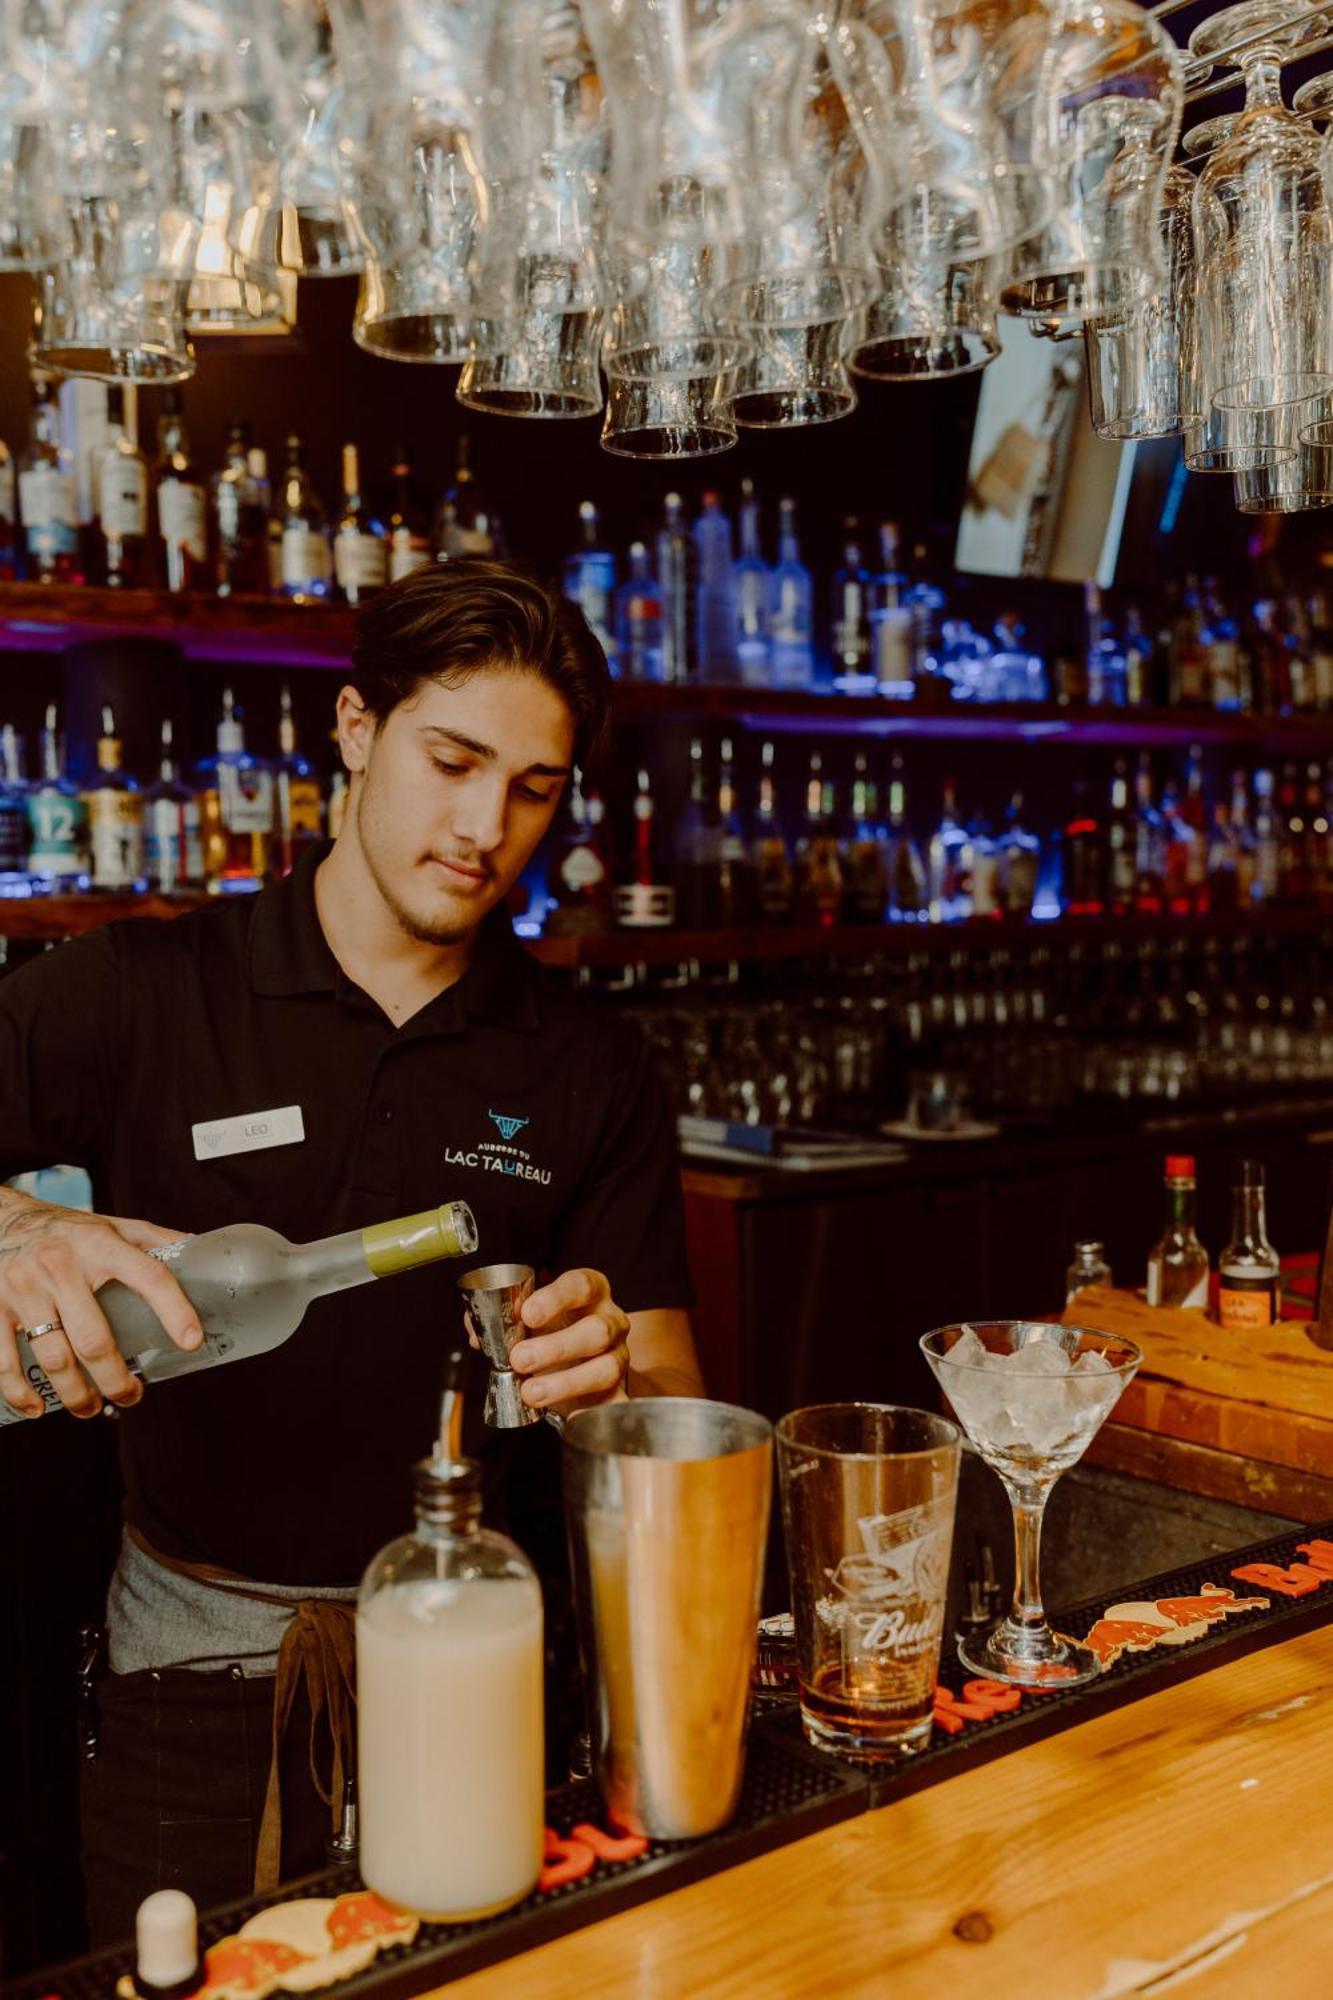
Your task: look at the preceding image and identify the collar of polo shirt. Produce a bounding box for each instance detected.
[248,842,541,1035]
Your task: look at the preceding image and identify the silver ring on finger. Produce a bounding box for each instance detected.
[20,1320,63,1341]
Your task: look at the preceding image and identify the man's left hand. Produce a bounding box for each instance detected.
[510,1268,630,1412]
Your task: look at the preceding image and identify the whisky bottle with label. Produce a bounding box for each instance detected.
[275,685,324,875]
[97,386,150,588]
[276,434,332,601]
[544,769,612,934]
[153,390,208,593]
[82,708,145,891]
[211,421,269,597]
[144,720,204,891]
[751,739,793,925]
[1218,1162,1280,1332]
[26,705,89,890]
[843,751,889,923]
[0,725,28,888]
[198,689,275,893]
[2,1202,480,1426]
[333,442,387,605]
[19,378,80,584]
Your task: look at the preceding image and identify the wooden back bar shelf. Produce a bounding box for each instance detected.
[5,583,1333,750]
[0,898,1325,953]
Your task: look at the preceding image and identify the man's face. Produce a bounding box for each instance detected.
[340,667,574,944]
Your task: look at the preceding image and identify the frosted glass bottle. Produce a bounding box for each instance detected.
[357,1453,544,1920]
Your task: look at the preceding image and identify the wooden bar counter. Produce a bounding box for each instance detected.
[438,1620,1333,1998]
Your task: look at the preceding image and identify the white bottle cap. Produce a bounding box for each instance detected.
[136,1888,199,1991]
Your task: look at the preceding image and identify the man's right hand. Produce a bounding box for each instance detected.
[0,1192,202,1420]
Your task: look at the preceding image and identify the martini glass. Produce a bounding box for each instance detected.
[920,1320,1140,1687]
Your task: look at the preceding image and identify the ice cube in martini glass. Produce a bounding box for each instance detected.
[920,1320,1141,1687]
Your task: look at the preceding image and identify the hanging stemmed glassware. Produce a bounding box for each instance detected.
[31,12,200,384]
[458,1,606,419]
[995,0,1184,323]
[329,0,501,364]
[1083,165,1196,440]
[0,0,70,271]
[1189,0,1333,427]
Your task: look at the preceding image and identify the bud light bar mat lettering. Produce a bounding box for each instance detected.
[12,1521,1333,2000]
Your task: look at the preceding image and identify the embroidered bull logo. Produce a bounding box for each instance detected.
[488,1110,530,1142]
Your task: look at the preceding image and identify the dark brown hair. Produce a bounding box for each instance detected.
[349,558,613,773]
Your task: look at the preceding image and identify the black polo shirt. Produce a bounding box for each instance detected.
[0,845,693,1585]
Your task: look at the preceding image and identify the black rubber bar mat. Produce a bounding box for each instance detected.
[0,1725,868,2000]
[10,1516,1333,2000]
[793,1513,1333,1811]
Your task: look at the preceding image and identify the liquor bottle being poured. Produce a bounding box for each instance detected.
[2,1202,478,1427]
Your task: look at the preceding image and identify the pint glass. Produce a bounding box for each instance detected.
[776,1403,960,1759]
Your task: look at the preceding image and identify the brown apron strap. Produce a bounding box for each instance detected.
[125,1525,357,1894]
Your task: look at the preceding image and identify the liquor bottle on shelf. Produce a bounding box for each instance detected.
[1133,753,1166,914]
[843,750,889,923]
[990,614,1045,703]
[769,497,814,688]
[1123,605,1154,706]
[672,734,720,929]
[655,491,694,685]
[1218,1160,1281,1332]
[562,501,618,669]
[751,739,793,925]
[906,544,947,698]
[733,478,770,685]
[997,791,1040,917]
[544,769,612,934]
[435,435,499,558]
[197,689,274,894]
[1202,579,1242,710]
[1160,779,1193,918]
[1249,599,1290,714]
[19,378,80,584]
[884,756,927,921]
[1276,762,1309,903]
[714,736,755,928]
[793,750,844,927]
[143,719,203,892]
[96,385,150,588]
[386,451,432,582]
[26,705,89,891]
[1285,594,1314,712]
[830,518,873,691]
[968,807,1001,919]
[1061,779,1105,918]
[613,543,663,681]
[82,706,145,892]
[1084,582,1125,707]
[872,523,913,691]
[1252,767,1280,904]
[275,685,324,876]
[614,765,675,930]
[0,432,15,580]
[1146,1154,1210,1309]
[694,491,738,682]
[2,1203,479,1426]
[1206,800,1239,914]
[927,778,972,924]
[0,725,28,890]
[275,435,331,602]
[1303,760,1328,904]
[333,443,387,606]
[1181,744,1209,912]
[1166,578,1207,706]
[211,422,269,597]
[152,389,208,593]
[1228,769,1258,908]
[1310,589,1333,710]
[1105,760,1136,917]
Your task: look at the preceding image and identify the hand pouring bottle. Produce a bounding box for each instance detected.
[3,1202,478,1426]
[356,1440,544,1919]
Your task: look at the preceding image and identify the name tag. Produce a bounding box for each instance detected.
[192,1105,306,1161]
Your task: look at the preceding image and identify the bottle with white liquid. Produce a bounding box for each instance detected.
[357,1449,544,1920]
[2,1202,478,1426]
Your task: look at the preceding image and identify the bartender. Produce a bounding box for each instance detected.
[0,559,702,1941]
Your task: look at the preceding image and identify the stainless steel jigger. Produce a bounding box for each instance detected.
[457,1264,542,1428]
